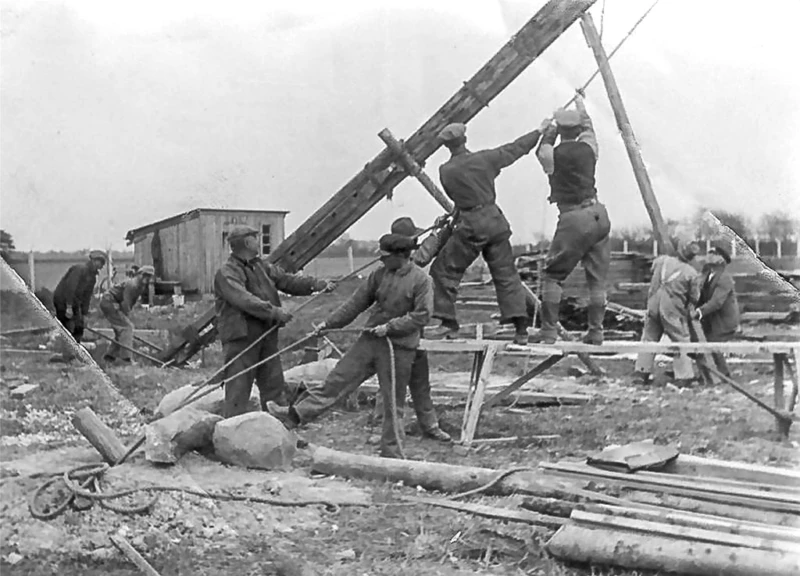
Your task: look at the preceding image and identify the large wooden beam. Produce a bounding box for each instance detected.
[579,13,674,256]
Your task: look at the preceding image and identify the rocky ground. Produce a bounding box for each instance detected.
[1,282,799,575]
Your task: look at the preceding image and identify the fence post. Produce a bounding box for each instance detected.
[347,245,355,274]
[652,239,658,256]
[622,239,629,253]
[27,251,35,290]
[754,236,761,256]
[107,249,114,290]
[705,238,711,254]
[730,238,737,258]
[777,238,783,258]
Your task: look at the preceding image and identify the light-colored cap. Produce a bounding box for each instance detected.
[554,108,581,128]
[438,123,467,142]
[139,265,155,276]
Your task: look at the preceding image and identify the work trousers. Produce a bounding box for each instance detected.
[222,323,285,419]
[635,311,695,380]
[293,334,415,458]
[99,296,134,361]
[542,202,611,308]
[430,227,527,325]
[705,331,736,377]
[54,303,84,343]
[371,349,439,432]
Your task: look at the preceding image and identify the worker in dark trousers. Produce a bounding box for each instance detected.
[535,91,611,345]
[429,120,551,345]
[53,250,107,343]
[214,225,334,418]
[693,245,740,376]
[99,265,155,363]
[269,233,433,459]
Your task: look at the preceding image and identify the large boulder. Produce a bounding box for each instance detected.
[156,383,259,418]
[145,407,222,464]
[283,358,340,384]
[212,412,296,470]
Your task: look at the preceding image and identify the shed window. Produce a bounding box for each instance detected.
[261,225,271,255]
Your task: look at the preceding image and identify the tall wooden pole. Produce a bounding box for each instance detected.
[579,13,674,256]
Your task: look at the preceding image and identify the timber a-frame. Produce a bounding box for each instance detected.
[159,0,598,366]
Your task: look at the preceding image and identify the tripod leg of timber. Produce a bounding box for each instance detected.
[461,344,499,447]
[773,354,791,437]
[484,354,565,409]
[786,349,799,412]
[461,350,484,445]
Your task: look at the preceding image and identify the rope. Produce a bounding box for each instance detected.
[447,467,539,500]
[29,463,369,521]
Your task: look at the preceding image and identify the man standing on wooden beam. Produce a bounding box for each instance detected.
[214,225,335,417]
[429,119,551,345]
[534,90,611,345]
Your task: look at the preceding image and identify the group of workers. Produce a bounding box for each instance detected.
[50,90,741,458]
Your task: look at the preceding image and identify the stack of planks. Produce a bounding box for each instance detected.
[540,455,800,576]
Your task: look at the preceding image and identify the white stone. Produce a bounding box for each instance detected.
[155,383,259,417]
[212,412,296,470]
[283,358,339,384]
[145,407,222,464]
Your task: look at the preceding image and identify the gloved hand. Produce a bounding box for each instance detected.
[538,117,553,132]
[317,280,337,293]
[64,308,74,320]
[369,324,389,338]
[434,214,451,229]
[692,309,703,321]
[312,321,327,336]
[575,87,586,99]
[274,307,294,327]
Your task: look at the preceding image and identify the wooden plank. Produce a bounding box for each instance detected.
[664,454,800,488]
[579,12,673,256]
[483,354,564,408]
[460,344,498,447]
[10,384,39,398]
[571,510,800,554]
[270,0,597,272]
[109,534,162,576]
[546,524,800,576]
[774,353,790,436]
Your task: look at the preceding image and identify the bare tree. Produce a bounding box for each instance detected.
[758,211,799,240]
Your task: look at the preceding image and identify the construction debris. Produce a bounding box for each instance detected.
[144,407,221,465]
[9,383,38,399]
[212,413,296,470]
[155,383,258,418]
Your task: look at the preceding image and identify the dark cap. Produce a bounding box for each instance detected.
[228,225,259,243]
[88,250,107,262]
[709,245,731,264]
[379,233,416,255]
[390,217,424,238]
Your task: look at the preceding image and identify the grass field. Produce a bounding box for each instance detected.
[1,275,799,575]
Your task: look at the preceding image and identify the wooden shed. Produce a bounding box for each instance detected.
[125,208,288,294]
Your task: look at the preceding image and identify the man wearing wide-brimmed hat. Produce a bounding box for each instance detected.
[214,224,335,417]
[53,250,107,344]
[100,264,155,364]
[694,244,740,376]
[269,230,433,458]
[535,90,611,346]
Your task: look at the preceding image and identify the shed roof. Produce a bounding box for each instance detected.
[125,208,289,243]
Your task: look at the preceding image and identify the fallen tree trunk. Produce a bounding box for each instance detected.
[72,407,127,465]
[546,524,800,576]
[310,446,566,497]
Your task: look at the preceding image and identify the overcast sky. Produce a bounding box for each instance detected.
[1,0,798,251]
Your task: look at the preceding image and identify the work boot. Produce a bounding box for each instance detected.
[530,300,559,344]
[422,425,452,443]
[583,303,605,345]
[428,321,460,340]
[266,401,300,430]
[512,318,529,346]
[631,371,651,386]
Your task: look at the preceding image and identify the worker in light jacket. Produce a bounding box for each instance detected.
[53,250,106,343]
[428,119,551,345]
[534,90,611,345]
[633,240,701,386]
[270,232,433,459]
[100,265,155,363]
[693,245,740,376]
[214,225,334,418]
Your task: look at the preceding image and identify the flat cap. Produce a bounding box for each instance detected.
[554,108,581,128]
[379,233,417,254]
[228,225,259,242]
[88,250,107,261]
[438,123,466,142]
[390,217,424,238]
[139,265,155,276]
[676,239,700,261]
[709,245,732,264]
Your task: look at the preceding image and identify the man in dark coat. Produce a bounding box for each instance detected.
[53,250,107,343]
[214,225,334,418]
[693,245,740,376]
[535,92,611,345]
[429,119,551,345]
[269,233,433,458]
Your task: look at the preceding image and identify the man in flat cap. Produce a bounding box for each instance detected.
[53,250,107,344]
[215,224,335,418]
[633,239,701,386]
[429,118,552,345]
[693,245,740,376]
[100,264,155,364]
[535,90,611,345]
[269,231,433,458]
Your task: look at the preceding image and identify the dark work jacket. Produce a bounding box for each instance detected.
[698,267,740,337]
[325,261,433,350]
[53,261,99,318]
[548,140,597,205]
[439,130,542,240]
[214,254,321,344]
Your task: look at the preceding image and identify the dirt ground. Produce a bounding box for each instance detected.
[1,280,799,575]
